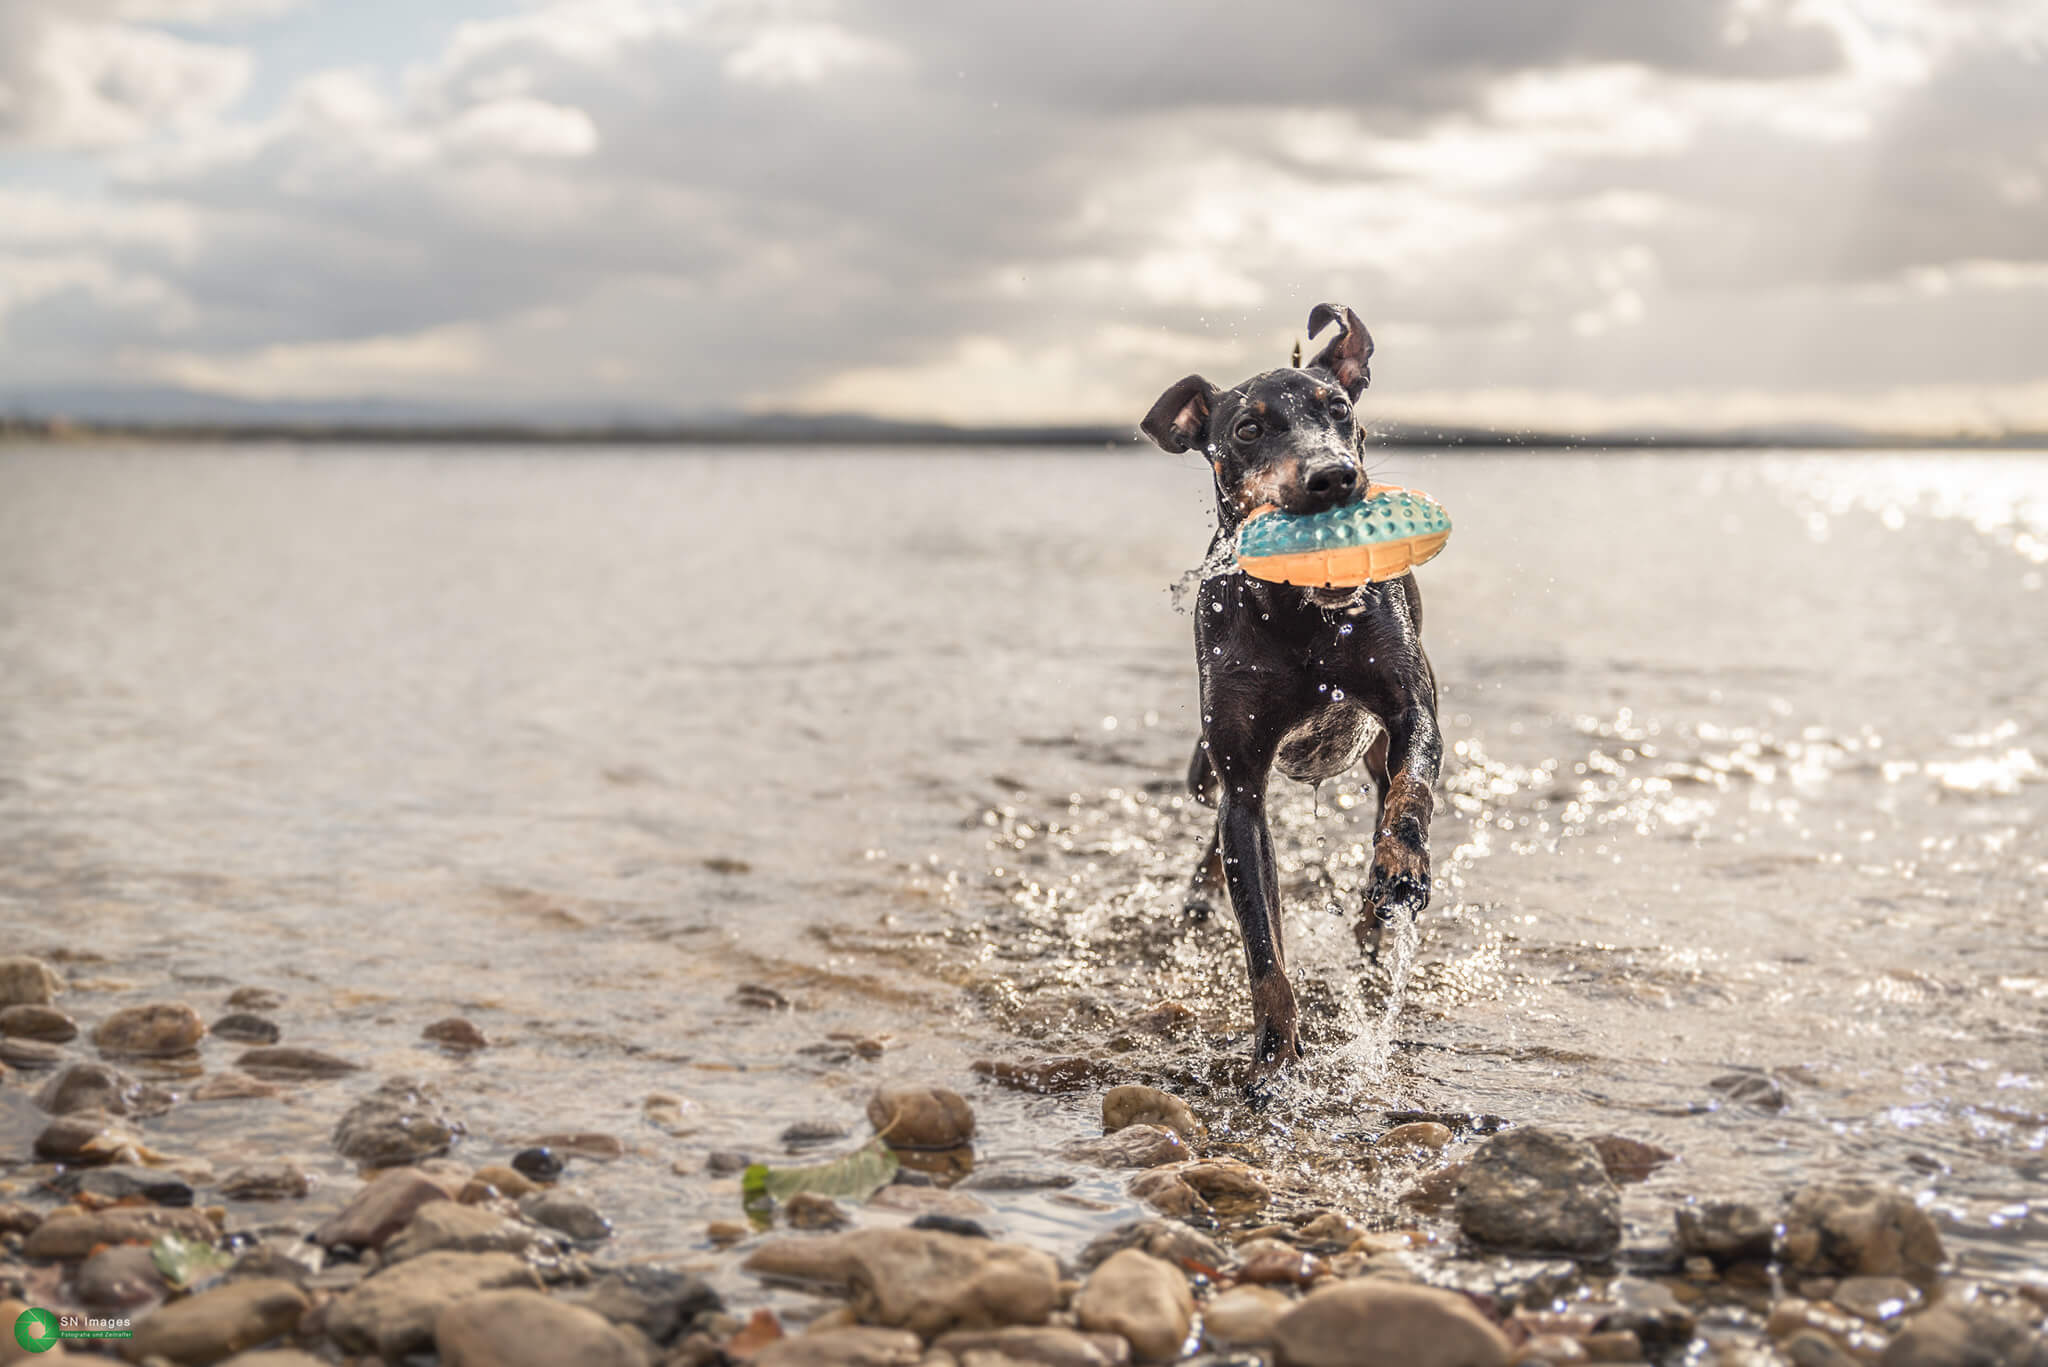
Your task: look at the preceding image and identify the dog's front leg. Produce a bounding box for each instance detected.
[1364,687,1442,923]
[1206,719,1300,1080]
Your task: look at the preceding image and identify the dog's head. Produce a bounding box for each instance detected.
[1141,303,1373,523]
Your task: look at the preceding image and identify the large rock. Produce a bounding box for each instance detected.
[935,1326,1133,1366]
[93,1002,205,1058]
[1781,1181,1945,1288]
[326,1251,542,1359]
[313,1167,458,1248]
[1074,1249,1193,1362]
[435,1290,648,1367]
[382,1201,551,1262]
[24,1207,218,1260]
[0,956,61,1007]
[745,1229,1058,1337]
[1101,1085,1203,1143]
[1204,1285,1291,1347]
[867,1083,976,1150]
[753,1327,925,1366]
[121,1278,308,1365]
[331,1076,463,1166]
[1272,1281,1512,1367]
[1455,1128,1621,1257]
[1879,1305,2048,1367]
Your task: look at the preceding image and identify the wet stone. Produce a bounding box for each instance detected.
[76,1242,168,1309]
[25,1206,219,1259]
[781,1119,851,1148]
[934,1326,1133,1366]
[92,1001,206,1057]
[471,1163,539,1198]
[225,987,284,1011]
[521,1192,613,1242]
[957,1167,1076,1192]
[1204,1284,1290,1347]
[51,1163,196,1206]
[422,1016,489,1050]
[0,1203,41,1235]
[1102,1084,1204,1143]
[238,1045,362,1079]
[755,1327,926,1367]
[703,1150,750,1176]
[35,1061,144,1117]
[1062,1123,1190,1170]
[782,1191,851,1230]
[1676,1200,1774,1268]
[1781,1181,1945,1288]
[1590,1134,1676,1184]
[1455,1127,1622,1258]
[34,1108,141,1164]
[384,1201,554,1262]
[219,1163,313,1201]
[191,1069,283,1102]
[434,1288,649,1367]
[529,1131,625,1161]
[1833,1275,1921,1324]
[1273,1280,1512,1367]
[1079,1220,1230,1274]
[1075,1248,1193,1362]
[332,1076,464,1166]
[210,1012,282,1045]
[573,1265,722,1346]
[0,1004,77,1043]
[0,1037,64,1069]
[1592,1279,1698,1357]
[326,1250,544,1359]
[1880,1303,2047,1366]
[867,1083,975,1150]
[511,1146,565,1182]
[745,1228,1060,1337]
[126,1276,310,1364]
[313,1167,457,1249]
[1709,1071,1789,1112]
[0,956,62,1007]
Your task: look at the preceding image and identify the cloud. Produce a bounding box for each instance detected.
[0,0,2043,435]
[0,6,252,149]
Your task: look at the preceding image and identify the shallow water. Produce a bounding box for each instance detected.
[1,442,2043,1291]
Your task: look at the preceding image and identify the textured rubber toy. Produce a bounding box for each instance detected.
[1236,484,1452,586]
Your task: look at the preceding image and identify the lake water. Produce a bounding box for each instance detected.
[1,442,2043,1288]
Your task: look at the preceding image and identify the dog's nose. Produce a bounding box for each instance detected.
[1304,463,1357,501]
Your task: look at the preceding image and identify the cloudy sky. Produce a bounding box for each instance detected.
[2,0,2045,434]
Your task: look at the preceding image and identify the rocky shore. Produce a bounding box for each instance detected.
[4,954,2046,1366]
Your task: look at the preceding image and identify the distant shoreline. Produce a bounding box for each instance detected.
[4,415,2046,450]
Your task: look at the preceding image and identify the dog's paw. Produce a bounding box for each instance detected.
[1366,834,1431,923]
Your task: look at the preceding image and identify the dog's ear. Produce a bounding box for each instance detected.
[1141,374,1218,454]
[1307,303,1373,398]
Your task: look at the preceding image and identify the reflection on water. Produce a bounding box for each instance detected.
[0,443,2043,1287]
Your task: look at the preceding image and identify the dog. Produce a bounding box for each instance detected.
[1139,303,1442,1082]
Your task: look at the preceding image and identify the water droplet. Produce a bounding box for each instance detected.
[1331,688,1346,701]
[1338,624,1354,637]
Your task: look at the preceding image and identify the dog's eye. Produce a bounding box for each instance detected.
[1329,399,1350,420]
[1234,421,1262,442]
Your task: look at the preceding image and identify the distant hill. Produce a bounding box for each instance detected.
[3,384,2044,449]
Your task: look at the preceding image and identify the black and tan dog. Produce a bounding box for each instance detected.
[1140,303,1441,1082]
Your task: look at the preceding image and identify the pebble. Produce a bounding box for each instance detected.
[211,1012,282,1044]
[1455,1128,1622,1257]
[1061,1124,1190,1169]
[220,1163,312,1201]
[520,1191,614,1241]
[1102,1084,1204,1142]
[1675,1200,1774,1267]
[867,1083,976,1150]
[0,1037,64,1069]
[0,1202,41,1235]
[1832,1275,1921,1323]
[1401,1161,1467,1213]
[236,1045,362,1079]
[703,1149,750,1176]
[435,1290,650,1367]
[957,1167,1075,1192]
[869,1185,994,1220]
[512,1146,566,1182]
[325,1250,544,1359]
[1075,1248,1194,1361]
[1272,1280,1512,1367]
[225,987,284,1010]
[1128,1168,1208,1220]
[972,1056,1114,1095]
[529,1131,626,1161]
[782,1191,851,1229]
[1709,1071,1789,1112]
[423,1017,489,1050]
[313,1167,458,1249]
[75,1243,168,1309]
[23,1206,219,1259]
[781,1119,851,1148]
[383,1202,553,1262]
[471,1163,539,1198]
[125,1277,310,1364]
[34,1108,142,1164]
[1781,1181,1945,1287]
[1880,1304,2048,1366]
[1204,1284,1291,1347]
[332,1076,464,1165]
[746,1228,1060,1337]
[1176,1160,1270,1217]
[1381,1121,1454,1150]
[754,1326,925,1367]
[192,1069,283,1101]
[0,1004,77,1043]
[0,956,62,1006]
[53,1163,195,1206]
[1081,1220,1230,1274]
[91,1001,206,1057]
[935,1325,1134,1366]
[32,1060,150,1115]
[1588,1134,1676,1183]
[1782,1328,1861,1367]
[573,1266,722,1347]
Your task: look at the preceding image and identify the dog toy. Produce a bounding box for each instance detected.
[1236,484,1451,587]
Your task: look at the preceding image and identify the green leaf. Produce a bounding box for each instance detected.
[741,1138,900,1213]
[150,1232,233,1290]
